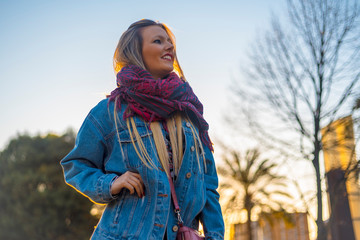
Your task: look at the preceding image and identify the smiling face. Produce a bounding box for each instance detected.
[141,25,175,79]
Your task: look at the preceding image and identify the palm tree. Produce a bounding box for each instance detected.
[218,148,292,240]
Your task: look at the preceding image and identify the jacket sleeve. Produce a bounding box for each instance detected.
[199,146,225,240]
[60,112,118,204]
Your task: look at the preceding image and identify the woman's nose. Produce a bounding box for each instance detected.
[165,41,174,50]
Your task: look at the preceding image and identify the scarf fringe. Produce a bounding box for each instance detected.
[200,131,214,152]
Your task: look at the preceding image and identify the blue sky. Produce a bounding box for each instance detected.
[0,0,285,149]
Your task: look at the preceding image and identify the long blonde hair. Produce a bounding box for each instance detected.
[112,19,205,176]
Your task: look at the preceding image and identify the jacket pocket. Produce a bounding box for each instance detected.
[114,123,156,169]
[113,194,139,225]
[112,193,150,238]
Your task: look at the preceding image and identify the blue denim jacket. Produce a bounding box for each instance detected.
[60,99,224,240]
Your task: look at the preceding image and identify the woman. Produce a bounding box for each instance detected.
[61,19,224,240]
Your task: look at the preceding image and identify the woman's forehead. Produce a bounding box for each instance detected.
[141,25,169,39]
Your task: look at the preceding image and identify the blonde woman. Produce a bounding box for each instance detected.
[61,19,224,240]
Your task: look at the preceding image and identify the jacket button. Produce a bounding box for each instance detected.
[190,146,195,152]
[172,225,179,232]
[186,172,191,179]
[186,122,191,127]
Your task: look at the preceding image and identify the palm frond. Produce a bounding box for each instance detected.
[219,147,294,215]
[222,157,238,178]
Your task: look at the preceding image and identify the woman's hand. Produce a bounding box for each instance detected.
[111,171,145,198]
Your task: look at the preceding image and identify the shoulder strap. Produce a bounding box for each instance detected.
[167,172,180,210]
[167,170,184,226]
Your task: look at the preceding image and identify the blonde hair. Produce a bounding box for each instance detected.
[112,19,205,176]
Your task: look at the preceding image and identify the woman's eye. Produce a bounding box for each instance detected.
[153,39,161,44]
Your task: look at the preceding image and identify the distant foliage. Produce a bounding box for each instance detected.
[0,130,98,240]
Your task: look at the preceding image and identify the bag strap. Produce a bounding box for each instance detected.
[167,170,184,226]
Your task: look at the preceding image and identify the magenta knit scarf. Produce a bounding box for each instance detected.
[108,65,213,152]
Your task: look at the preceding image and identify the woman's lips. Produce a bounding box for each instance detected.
[161,53,173,61]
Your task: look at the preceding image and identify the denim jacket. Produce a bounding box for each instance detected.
[60,99,224,240]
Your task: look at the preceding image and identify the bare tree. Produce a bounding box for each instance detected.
[233,0,360,239]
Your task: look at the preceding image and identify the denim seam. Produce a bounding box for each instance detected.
[88,113,110,154]
[114,191,126,224]
[185,178,198,224]
[135,168,152,238]
[88,113,106,138]
[121,196,139,237]
[96,175,105,202]
[96,174,117,202]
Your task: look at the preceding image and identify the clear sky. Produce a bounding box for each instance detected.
[0,0,285,150]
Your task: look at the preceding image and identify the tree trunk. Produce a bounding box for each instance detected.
[246,207,252,240]
[313,119,327,240]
